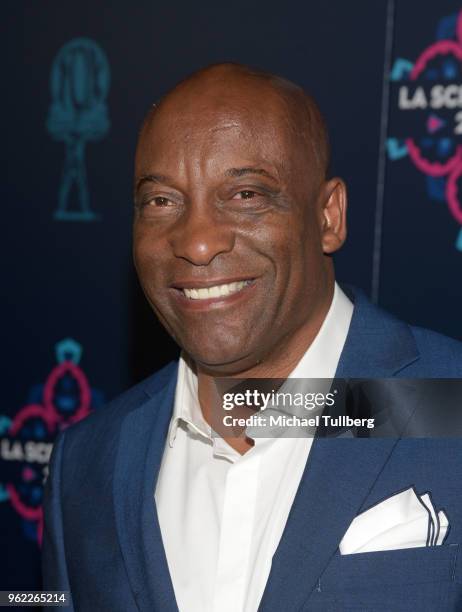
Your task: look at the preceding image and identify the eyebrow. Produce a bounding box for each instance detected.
[135,167,279,193]
[225,167,278,182]
[135,174,171,193]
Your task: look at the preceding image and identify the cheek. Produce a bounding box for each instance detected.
[275,214,325,298]
[266,212,320,270]
[133,231,169,295]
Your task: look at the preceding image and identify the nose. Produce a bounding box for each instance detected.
[169,202,235,266]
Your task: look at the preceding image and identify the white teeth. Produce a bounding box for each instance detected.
[182,280,251,300]
[197,288,209,299]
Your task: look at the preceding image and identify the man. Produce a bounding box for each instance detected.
[43,64,462,611]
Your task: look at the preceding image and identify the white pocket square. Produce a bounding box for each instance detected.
[339,487,449,555]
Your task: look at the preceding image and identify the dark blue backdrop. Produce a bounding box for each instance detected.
[2,0,461,593]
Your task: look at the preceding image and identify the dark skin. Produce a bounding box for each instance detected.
[133,64,347,453]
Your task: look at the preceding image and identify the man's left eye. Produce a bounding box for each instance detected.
[232,190,257,200]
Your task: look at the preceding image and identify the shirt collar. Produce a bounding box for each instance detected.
[168,355,241,460]
[168,353,211,447]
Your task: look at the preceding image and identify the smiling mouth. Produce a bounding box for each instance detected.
[180,280,254,300]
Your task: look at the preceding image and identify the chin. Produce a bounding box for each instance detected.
[183,339,256,376]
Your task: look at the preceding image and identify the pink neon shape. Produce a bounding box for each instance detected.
[427,115,444,133]
[457,9,462,45]
[43,360,91,425]
[22,467,35,482]
[406,39,462,177]
[6,357,92,545]
[6,484,42,521]
[410,40,462,79]
[10,404,55,436]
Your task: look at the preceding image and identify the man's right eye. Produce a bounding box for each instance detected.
[149,196,172,207]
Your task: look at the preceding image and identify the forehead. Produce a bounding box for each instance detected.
[135,85,306,179]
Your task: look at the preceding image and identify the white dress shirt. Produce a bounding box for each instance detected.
[154,282,354,612]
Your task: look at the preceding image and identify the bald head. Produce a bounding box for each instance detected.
[138,63,330,183]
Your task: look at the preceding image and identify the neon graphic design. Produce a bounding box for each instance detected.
[388,9,462,251]
[427,115,446,134]
[390,58,414,81]
[47,38,110,221]
[387,138,408,160]
[0,339,104,544]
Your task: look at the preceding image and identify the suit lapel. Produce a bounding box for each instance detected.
[113,364,179,612]
[259,287,421,611]
[336,285,419,378]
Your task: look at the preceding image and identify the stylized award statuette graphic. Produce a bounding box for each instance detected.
[47,38,110,221]
[0,339,104,544]
[388,10,462,251]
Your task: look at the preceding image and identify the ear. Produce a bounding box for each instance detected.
[319,178,347,254]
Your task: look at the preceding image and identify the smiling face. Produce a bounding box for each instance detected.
[133,65,346,376]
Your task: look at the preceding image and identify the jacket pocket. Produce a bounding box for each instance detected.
[303,546,462,611]
[319,544,460,591]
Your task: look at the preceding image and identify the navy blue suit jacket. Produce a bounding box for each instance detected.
[42,288,462,611]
